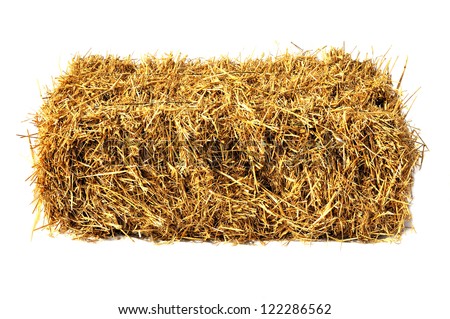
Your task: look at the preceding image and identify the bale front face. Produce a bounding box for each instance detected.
[31,49,422,242]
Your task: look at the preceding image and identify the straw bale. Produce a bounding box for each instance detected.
[29,48,423,242]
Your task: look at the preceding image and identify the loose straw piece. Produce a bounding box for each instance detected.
[28,48,423,242]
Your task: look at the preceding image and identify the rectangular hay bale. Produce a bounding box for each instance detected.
[30,48,423,242]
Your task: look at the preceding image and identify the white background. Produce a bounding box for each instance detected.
[1,1,449,318]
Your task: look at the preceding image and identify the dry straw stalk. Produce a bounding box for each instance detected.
[28,48,423,242]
